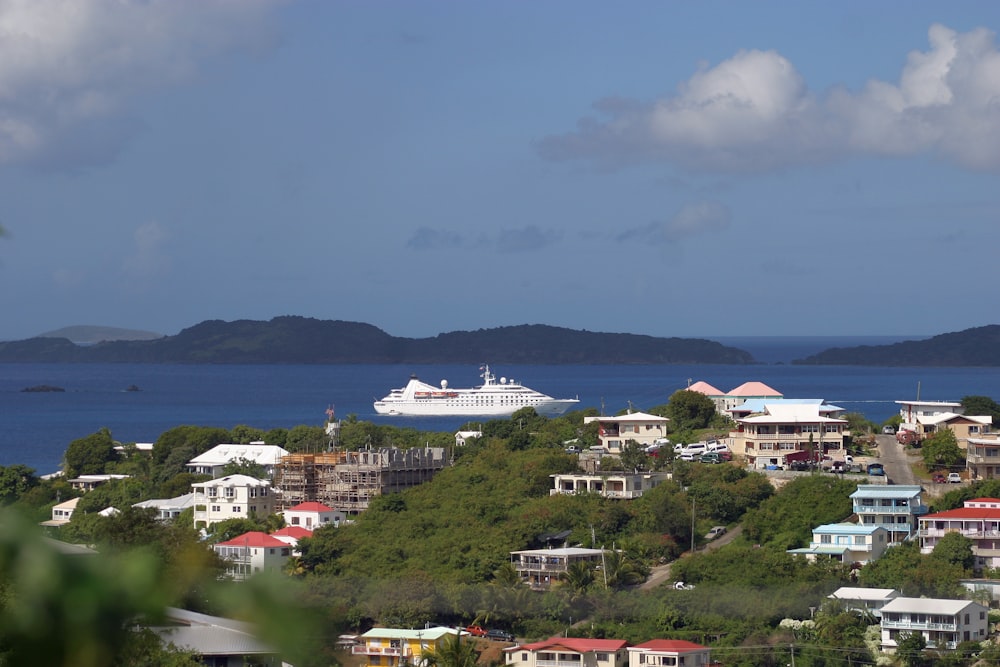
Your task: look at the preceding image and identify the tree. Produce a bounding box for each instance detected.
[221,457,268,479]
[665,390,716,432]
[896,631,929,667]
[618,440,647,473]
[63,428,118,478]
[930,531,975,573]
[921,429,965,470]
[420,633,479,667]
[961,395,1000,423]
[0,465,38,505]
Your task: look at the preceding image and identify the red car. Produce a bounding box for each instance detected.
[932,474,946,484]
[465,626,488,637]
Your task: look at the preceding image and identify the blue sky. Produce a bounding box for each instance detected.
[1,1,999,342]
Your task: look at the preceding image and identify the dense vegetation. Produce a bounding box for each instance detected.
[793,324,1000,366]
[0,317,754,364]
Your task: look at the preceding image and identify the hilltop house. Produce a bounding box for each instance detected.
[627,639,712,667]
[504,637,629,667]
[40,497,80,527]
[583,412,668,454]
[132,492,196,521]
[880,597,988,652]
[510,547,608,590]
[851,485,927,543]
[186,442,290,477]
[213,531,291,581]
[827,587,899,619]
[895,400,992,447]
[918,497,1000,572]
[966,437,1000,481]
[550,472,671,499]
[192,475,276,529]
[729,401,848,468]
[282,501,344,529]
[353,626,462,667]
[787,523,889,565]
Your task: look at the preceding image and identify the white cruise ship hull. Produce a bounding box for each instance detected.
[373,366,579,418]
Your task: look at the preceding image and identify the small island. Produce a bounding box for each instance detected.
[20,385,65,393]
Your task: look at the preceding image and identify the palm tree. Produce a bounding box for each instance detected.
[602,550,646,589]
[420,633,479,667]
[559,560,595,596]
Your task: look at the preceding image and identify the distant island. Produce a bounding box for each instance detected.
[0,317,754,365]
[20,385,65,392]
[793,325,1000,366]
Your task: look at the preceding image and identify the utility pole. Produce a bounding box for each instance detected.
[690,498,696,553]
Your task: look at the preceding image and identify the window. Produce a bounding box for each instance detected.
[291,517,300,525]
[597,654,609,663]
[211,505,221,513]
[233,506,241,513]
[208,487,217,497]
[225,487,235,498]
[820,535,831,544]
[802,425,819,433]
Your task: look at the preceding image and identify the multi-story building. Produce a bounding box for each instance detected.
[272,447,447,514]
[132,492,196,521]
[729,401,848,468]
[282,501,344,529]
[918,497,1000,572]
[895,400,992,447]
[627,639,712,667]
[787,523,889,565]
[191,474,276,529]
[584,412,668,455]
[352,627,461,667]
[966,437,1000,480]
[186,442,290,477]
[213,531,291,581]
[510,547,608,590]
[550,472,671,499]
[827,587,899,619]
[851,485,927,543]
[880,597,988,652]
[504,637,629,667]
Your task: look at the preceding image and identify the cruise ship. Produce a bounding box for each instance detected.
[373,365,579,417]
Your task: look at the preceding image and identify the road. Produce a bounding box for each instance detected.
[873,433,919,485]
[640,525,742,590]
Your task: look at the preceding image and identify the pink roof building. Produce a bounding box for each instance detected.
[687,381,724,396]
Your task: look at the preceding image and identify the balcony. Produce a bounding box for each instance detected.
[919,528,1000,539]
[352,646,409,657]
[855,505,916,515]
[881,619,958,632]
[536,660,584,667]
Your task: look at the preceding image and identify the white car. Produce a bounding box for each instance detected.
[681,443,707,457]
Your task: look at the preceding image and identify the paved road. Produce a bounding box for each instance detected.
[873,433,919,485]
[640,525,742,590]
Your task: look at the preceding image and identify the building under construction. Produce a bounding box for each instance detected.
[272,447,448,515]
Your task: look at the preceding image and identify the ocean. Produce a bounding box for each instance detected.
[1,336,995,475]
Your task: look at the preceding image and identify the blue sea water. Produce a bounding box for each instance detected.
[0,335,995,475]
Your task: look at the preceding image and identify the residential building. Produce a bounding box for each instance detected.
[191,475,276,529]
[270,525,312,554]
[918,497,1000,572]
[686,380,725,413]
[352,626,462,667]
[583,412,669,454]
[272,447,447,514]
[729,401,848,468]
[966,437,1000,480]
[627,639,712,667]
[550,472,670,499]
[213,531,291,581]
[132,492,196,521]
[879,597,988,652]
[827,587,899,618]
[151,607,284,666]
[787,523,889,565]
[282,501,344,529]
[504,637,629,667]
[509,547,608,590]
[718,381,783,413]
[40,497,80,527]
[455,430,482,446]
[895,400,992,447]
[186,442,290,477]
[68,474,129,492]
[851,485,927,543]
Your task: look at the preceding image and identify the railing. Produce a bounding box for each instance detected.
[352,646,408,657]
[854,506,914,514]
[881,620,957,631]
[919,529,1000,539]
[516,562,570,573]
[535,660,584,667]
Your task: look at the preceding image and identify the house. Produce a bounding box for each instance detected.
[827,587,899,618]
[895,400,992,447]
[583,412,669,454]
[191,475,276,529]
[879,597,988,652]
[186,442,290,477]
[550,472,671,499]
[627,639,712,667]
[151,606,284,666]
[509,547,608,590]
[918,497,1000,572]
[729,401,848,468]
[270,525,312,554]
[686,381,726,413]
[213,531,292,581]
[719,381,783,413]
[132,492,196,521]
[787,523,888,565]
[965,437,1000,481]
[352,626,462,667]
[282,501,344,529]
[851,485,927,543]
[40,497,80,526]
[504,637,629,667]
[68,474,129,492]
[455,430,482,446]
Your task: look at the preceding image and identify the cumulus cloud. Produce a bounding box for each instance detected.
[539,24,1000,172]
[617,202,731,245]
[0,0,285,168]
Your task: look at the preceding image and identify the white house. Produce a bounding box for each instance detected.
[627,639,712,667]
[510,547,608,590]
[40,497,80,526]
[132,492,196,521]
[504,637,629,667]
[68,474,129,492]
[213,531,291,581]
[550,472,670,499]
[191,475,276,529]
[282,501,344,529]
[186,442,290,477]
[787,523,889,565]
[851,485,927,543]
[918,497,1000,572]
[455,430,482,446]
[584,412,669,454]
[879,597,988,652]
[827,587,899,618]
[270,525,312,554]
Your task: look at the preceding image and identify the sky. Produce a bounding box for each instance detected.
[1,1,999,342]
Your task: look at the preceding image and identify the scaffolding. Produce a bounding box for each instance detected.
[273,447,447,515]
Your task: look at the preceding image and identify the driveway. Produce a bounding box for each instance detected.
[640,525,741,590]
[873,433,919,486]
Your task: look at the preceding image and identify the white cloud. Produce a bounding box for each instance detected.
[0,0,286,168]
[122,220,168,280]
[617,202,731,245]
[540,24,1000,172]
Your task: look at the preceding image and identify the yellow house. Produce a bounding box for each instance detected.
[353,626,462,667]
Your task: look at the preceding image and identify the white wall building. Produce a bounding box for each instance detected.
[186,442,290,477]
[880,597,988,652]
[191,475,276,529]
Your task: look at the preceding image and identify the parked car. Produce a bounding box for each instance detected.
[465,625,488,637]
[700,452,721,464]
[705,526,727,540]
[485,629,515,642]
[682,442,708,457]
[948,472,962,483]
[564,445,581,454]
[932,474,946,483]
[867,463,885,476]
[882,425,896,434]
